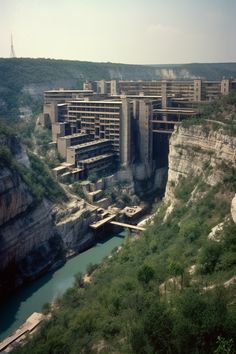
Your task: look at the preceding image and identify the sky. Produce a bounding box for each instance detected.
[0,0,235,64]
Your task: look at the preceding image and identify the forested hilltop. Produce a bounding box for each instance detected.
[13,94,236,354]
[1,58,236,121]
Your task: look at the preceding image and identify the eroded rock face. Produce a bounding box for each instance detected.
[0,195,64,299]
[0,167,33,226]
[165,125,236,205]
[55,201,97,251]
[0,167,97,299]
[231,194,236,224]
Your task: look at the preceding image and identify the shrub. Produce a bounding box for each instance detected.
[137,265,155,284]
[223,92,236,105]
[179,220,201,242]
[42,302,51,315]
[121,192,131,204]
[18,153,66,203]
[174,176,197,202]
[198,242,222,274]
[86,263,98,276]
[72,182,85,199]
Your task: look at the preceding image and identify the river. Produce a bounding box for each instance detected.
[0,233,125,341]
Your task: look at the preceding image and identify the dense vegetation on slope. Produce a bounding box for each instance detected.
[183,92,236,135]
[0,120,66,204]
[13,99,236,353]
[13,179,236,354]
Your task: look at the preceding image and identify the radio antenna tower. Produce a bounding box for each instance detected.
[10,33,16,58]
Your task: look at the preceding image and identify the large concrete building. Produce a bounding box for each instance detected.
[44,78,236,181]
[90,78,236,102]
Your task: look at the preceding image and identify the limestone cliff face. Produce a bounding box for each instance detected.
[231,194,236,224]
[0,165,97,299]
[0,167,33,226]
[0,160,64,298]
[165,125,236,205]
[54,201,97,251]
[0,198,55,272]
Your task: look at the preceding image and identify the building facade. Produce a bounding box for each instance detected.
[43,78,236,181]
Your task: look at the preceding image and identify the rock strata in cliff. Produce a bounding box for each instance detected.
[0,167,33,226]
[165,125,236,207]
[0,166,99,300]
[231,194,236,224]
[54,200,98,251]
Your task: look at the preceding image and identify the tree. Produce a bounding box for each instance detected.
[137,265,155,285]
[168,260,185,290]
[214,336,235,354]
[198,242,222,274]
[74,272,84,288]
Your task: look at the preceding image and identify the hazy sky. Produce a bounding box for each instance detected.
[1,0,235,64]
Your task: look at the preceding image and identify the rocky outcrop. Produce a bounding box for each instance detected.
[231,194,236,224]
[0,165,98,300]
[0,167,33,225]
[54,200,97,251]
[208,222,224,242]
[165,125,236,205]
[0,192,64,299]
[0,198,55,271]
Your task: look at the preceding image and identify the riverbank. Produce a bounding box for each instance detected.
[0,313,45,353]
[0,235,125,343]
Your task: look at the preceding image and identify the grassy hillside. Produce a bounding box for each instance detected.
[12,98,236,354]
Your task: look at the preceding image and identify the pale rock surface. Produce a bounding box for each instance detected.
[208,222,224,242]
[165,125,236,210]
[231,194,236,224]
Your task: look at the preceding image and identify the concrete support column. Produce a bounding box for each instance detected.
[139,100,152,167]
[120,97,131,167]
[194,79,202,101]
[161,80,167,108]
[111,80,118,95]
[221,79,230,95]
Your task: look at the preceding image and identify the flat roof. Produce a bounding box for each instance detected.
[71,168,83,174]
[79,153,114,164]
[52,165,68,172]
[61,171,72,177]
[58,103,68,107]
[90,214,116,229]
[68,100,122,104]
[68,138,111,150]
[58,132,91,140]
[45,90,93,93]
[112,94,162,99]
[154,108,196,113]
[52,162,74,171]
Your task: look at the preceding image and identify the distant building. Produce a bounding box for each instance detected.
[93,78,236,102]
[43,78,236,181]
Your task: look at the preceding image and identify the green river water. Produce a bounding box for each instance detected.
[0,234,125,341]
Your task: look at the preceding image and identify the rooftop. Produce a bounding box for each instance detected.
[45,89,93,94]
[52,162,74,171]
[79,153,114,164]
[68,100,122,105]
[58,132,91,140]
[68,139,111,150]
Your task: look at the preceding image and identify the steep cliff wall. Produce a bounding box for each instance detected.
[0,163,63,298]
[0,167,33,225]
[0,135,98,299]
[54,201,97,251]
[0,165,98,299]
[165,125,236,208]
